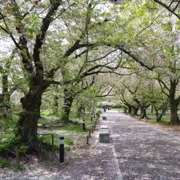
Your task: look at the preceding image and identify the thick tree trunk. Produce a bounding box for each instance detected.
[17,83,49,142]
[169,80,180,124]
[140,107,147,119]
[132,107,138,116]
[128,106,132,114]
[170,100,179,124]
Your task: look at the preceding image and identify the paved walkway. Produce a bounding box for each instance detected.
[4,111,180,180]
[108,111,180,180]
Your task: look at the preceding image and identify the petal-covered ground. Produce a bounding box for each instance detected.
[1,111,180,180]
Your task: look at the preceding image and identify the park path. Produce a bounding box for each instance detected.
[3,111,180,180]
[107,111,180,180]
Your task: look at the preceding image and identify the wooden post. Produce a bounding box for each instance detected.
[89,129,91,137]
[15,146,20,166]
[92,126,94,133]
[82,120,86,131]
[51,134,54,151]
[86,135,89,145]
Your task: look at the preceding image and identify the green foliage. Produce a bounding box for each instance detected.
[59,124,83,133]
[19,145,27,155]
[39,135,74,148]
[41,110,54,116]
[0,159,11,168]
[13,164,24,172]
[0,136,20,153]
[0,115,19,134]
[148,117,170,125]
[38,115,59,125]
[65,139,74,146]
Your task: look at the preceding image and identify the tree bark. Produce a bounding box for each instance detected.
[170,99,179,124]
[128,106,132,114]
[61,87,74,122]
[53,96,59,115]
[17,83,49,142]
[155,100,168,122]
[62,96,73,122]
[132,107,138,116]
[169,80,180,124]
[140,107,147,119]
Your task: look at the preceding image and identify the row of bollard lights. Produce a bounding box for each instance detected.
[15,112,101,165]
[60,112,100,163]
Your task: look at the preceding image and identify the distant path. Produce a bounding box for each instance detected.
[3,111,180,180]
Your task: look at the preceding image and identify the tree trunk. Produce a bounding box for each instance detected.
[151,105,154,114]
[169,80,180,124]
[53,96,59,115]
[155,108,163,122]
[128,106,132,114]
[170,99,179,124]
[132,107,138,116]
[17,83,49,142]
[140,107,147,119]
[124,108,127,113]
[155,101,168,122]
[62,97,73,122]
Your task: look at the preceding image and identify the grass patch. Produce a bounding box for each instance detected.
[0,133,16,153]
[58,124,84,133]
[147,117,170,125]
[0,158,24,172]
[38,115,60,125]
[41,110,54,116]
[0,159,11,168]
[13,164,24,172]
[39,135,74,149]
[65,138,74,146]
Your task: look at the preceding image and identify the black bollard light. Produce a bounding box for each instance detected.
[83,119,86,131]
[59,136,64,163]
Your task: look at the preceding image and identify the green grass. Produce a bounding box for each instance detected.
[57,124,84,133]
[0,159,11,168]
[0,133,16,152]
[38,115,60,125]
[39,134,74,148]
[41,110,54,116]
[0,158,23,172]
[147,117,170,125]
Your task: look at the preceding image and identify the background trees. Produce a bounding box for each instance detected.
[0,0,180,145]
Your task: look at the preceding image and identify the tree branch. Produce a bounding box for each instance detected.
[33,1,62,78]
[154,0,180,19]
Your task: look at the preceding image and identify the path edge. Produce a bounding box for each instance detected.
[112,145,123,180]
